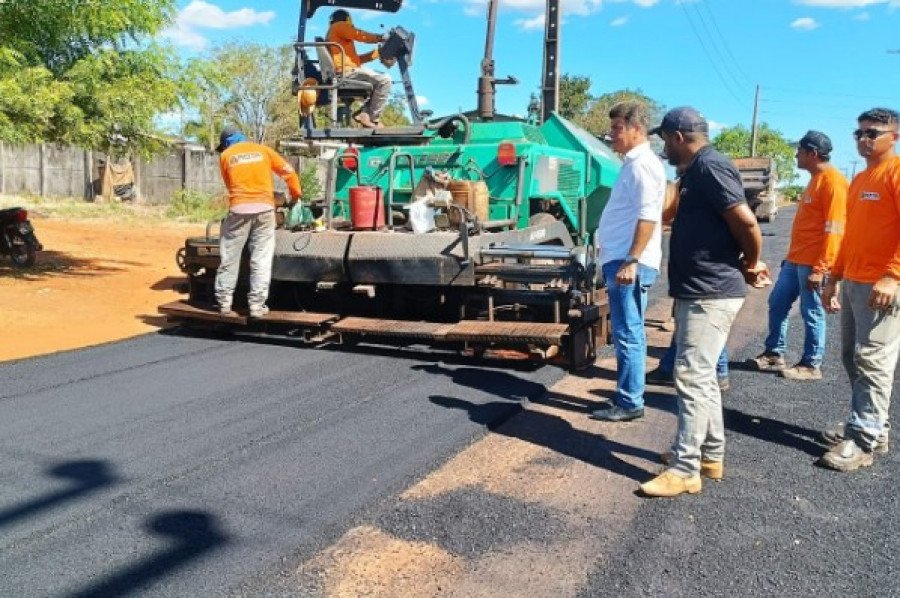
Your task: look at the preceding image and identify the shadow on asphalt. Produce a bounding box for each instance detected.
[411,363,548,401]
[431,395,657,482]
[0,459,119,529]
[724,407,825,458]
[65,510,230,598]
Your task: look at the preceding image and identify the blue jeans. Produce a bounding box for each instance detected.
[661,338,729,378]
[602,260,658,410]
[764,260,826,368]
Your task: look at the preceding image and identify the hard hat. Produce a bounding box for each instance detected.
[330,9,351,24]
[298,78,318,116]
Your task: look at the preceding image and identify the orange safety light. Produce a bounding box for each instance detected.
[497,142,517,166]
[341,146,359,171]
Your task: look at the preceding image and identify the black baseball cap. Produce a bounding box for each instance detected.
[650,106,709,136]
[795,130,832,157]
[215,126,241,153]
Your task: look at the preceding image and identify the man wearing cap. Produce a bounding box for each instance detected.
[749,131,847,381]
[819,107,900,472]
[214,127,302,318]
[640,106,766,497]
[327,9,391,128]
[590,101,666,423]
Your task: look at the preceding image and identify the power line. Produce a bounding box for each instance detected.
[697,0,754,86]
[678,2,749,109]
[765,85,897,103]
[690,1,751,93]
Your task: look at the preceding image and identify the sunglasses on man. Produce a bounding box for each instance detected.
[853,128,894,141]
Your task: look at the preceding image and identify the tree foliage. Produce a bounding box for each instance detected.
[0,0,181,156]
[555,74,665,140]
[712,123,797,184]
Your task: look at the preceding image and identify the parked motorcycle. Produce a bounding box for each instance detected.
[0,207,43,267]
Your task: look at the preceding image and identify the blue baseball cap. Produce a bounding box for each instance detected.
[650,106,709,136]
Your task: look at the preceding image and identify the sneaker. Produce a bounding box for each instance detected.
[249,305,270,319]
[748,351,786,371]
[660,451,724,480]
[717,376,731,392]
[818,439,875,472]
[589,405,644,422]
[778,364,822,381]
[646,367,675,386]
[821,424,889,454]
[639,470,702,497]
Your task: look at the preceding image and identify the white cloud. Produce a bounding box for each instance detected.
[610,16,630,26]
[416,95,429,106]
[161,1,275,50]
[854,10,871,18]
[707,119,728,133]
[794,0,892,6]
[790,17,820,29]
[515,14,546,29]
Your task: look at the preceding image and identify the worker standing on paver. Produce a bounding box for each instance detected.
[749,131,848,381]
[640,106,766,498]
[820,108,900,472]
[215,127,302,319]
[590,101,666,423]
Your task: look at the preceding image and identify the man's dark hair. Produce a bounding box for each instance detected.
[609,101,651,131]
[330,9,351,24]
[858,107,899,127]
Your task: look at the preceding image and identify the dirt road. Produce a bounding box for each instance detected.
[0,217,203,362]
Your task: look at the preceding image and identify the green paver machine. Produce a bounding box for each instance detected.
[161,0,622,370]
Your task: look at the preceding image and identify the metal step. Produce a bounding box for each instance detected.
[158,300,338,327]
[331,317,454,340]
[443,320,568,345]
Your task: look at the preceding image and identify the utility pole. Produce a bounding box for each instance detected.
[749,84,760,157]
[850,160,860,178]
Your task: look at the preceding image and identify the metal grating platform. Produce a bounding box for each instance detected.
[331,317,454,339]
[443,321,568,345]
[159,300,338,327]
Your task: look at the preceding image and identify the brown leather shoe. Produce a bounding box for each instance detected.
[639,470,702,497]
[748,351,786,371]
[660,452,724,480]
[353,112,380,128]
[778,364,822,381]
[818,439,874,472]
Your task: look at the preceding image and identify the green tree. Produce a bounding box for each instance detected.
[712,123,797,184]
[0,0,181,156]
[558,74,593,122]
[577,89,665,138]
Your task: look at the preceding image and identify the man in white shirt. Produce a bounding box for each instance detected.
[591,101,666,422]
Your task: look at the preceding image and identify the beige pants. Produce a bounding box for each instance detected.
[841,280,900,450]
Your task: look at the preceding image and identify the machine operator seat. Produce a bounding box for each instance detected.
[313,37,373,126]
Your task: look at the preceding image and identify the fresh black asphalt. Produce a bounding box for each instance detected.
[0,327,562,596]
[4,205,896,596]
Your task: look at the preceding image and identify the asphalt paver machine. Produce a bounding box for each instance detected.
[161,0,622,370]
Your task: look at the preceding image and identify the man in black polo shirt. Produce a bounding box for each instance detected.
[640,106,766,497]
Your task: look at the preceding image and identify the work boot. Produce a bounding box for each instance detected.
[778,363,822,381]
[249,305,270,319]
[639,470,702,497]
[818,439,874,472]
[353,112,378,128]
[589,405,644,422]
[218,304,237,317]
[660,452,724,480]
[821,424,889,454]
[748,351,786,371]
[646,367,674,386]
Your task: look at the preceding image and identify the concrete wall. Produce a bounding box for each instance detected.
[0,143,325,204]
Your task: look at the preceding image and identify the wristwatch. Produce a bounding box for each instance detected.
[623,255,639,266]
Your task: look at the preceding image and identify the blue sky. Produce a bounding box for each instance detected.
[163,0,900,181]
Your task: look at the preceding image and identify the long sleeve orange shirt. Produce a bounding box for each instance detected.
[832,155,900,283]
[786,165,848,273]
[326,21,382,72]
[219,142,301,208]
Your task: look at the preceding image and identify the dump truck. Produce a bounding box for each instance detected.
[733,157,778,222]
[160,0,622,370]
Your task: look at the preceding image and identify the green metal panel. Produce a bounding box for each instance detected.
[335,114,621,241]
